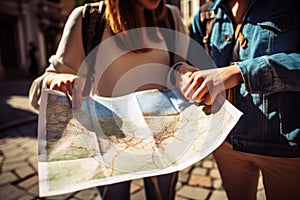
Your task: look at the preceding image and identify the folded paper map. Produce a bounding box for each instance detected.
[38,89,242,196]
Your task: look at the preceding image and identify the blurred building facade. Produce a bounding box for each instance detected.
[0,0,210,80]
[0,0,73,79]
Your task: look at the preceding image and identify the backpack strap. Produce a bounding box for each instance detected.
[158,6,176,66]
[81,1,106,96]
[199,1,216,56]
[82,1,106,57]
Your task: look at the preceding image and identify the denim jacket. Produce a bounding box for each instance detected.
[190,0,300,157]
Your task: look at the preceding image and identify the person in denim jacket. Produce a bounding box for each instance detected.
[176,0,300,199]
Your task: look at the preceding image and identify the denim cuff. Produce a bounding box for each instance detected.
[237,57,271,94]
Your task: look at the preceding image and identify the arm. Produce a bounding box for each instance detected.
[176,63,242,105]
[178,5,300,103]
[176,52,300,104]
[237,53,300,94]
[29,6,86,110]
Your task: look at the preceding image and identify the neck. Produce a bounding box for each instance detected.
[133,2,147,27]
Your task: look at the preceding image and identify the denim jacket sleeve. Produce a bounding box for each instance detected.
[237,53,300,95]
[191,0,300,96]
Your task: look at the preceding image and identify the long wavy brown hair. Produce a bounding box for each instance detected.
[104,0,168,51]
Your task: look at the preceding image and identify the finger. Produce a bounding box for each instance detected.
[204,93,212,105]
[178,71,193,91]
[66,90,73,108]
[192,79,209,102]
[51,84,59,91]
[177,74,193,100]
[180,74,194,95]
[66,80,73,96]
[66,82,73,105]
[73,79,82,109]
[183,74,203,100]
[59,83,69,94]
[59,83,73,107]
[205,89,220,105]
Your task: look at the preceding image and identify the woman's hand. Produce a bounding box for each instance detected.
[176,64,242,105]
[47,73,82,108]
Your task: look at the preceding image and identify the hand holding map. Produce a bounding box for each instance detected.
[38,89,242,196]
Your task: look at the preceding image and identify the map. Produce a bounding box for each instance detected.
[38,89,242,197]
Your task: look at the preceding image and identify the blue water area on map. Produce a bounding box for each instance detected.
[135,90,179,115]
[75,90,197,118]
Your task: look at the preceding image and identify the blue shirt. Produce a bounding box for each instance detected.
[190,0,300,157]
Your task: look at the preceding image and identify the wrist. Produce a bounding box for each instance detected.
[168,62,186,86]
[231,64,243,83]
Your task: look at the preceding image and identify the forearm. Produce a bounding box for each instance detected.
[29,71,56,110]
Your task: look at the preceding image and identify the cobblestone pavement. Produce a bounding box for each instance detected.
[0,80,266,200]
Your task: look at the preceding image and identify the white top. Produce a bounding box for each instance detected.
[29,4,187,109]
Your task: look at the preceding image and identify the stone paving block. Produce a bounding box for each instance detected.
[0,139,6,145]
[257,189,266,200]
[2,145,25,158]
[212,179,223,189]
[191,167,207,176]
[257,173,264,190]
[0,154,4,166]
[23,144,38,155]
[18,138,37,151]
[131,179,144,194]
[0,184,28,199]
[1,144,23,156]
[175,180,182,190]
[17,194,35,200]
[209,168,221,179]
[189,174,212,188]
[28,155,38,170]
[202,160,213,169]
[193,161,202,167]
[18,175,38,189]
[0,140,14,150]
[205,154,214,160]
[175,195,188,200]
[94,194,102,200]
[74,188,98,200]
[27,184,39,197]
[177,185,210,200]
[10,137,31,146]
[0,171,18,185]
[209,190,227,200]
[181,165,192,173]
[178,172,189,183]
[2,160,29,172]
[15,165,35,179]
[131,188,146,200]
[43,192,73,200]
[3,152,28,164]
[35,187,74,200]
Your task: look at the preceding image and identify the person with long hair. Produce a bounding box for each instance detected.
[29,0,187,199]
